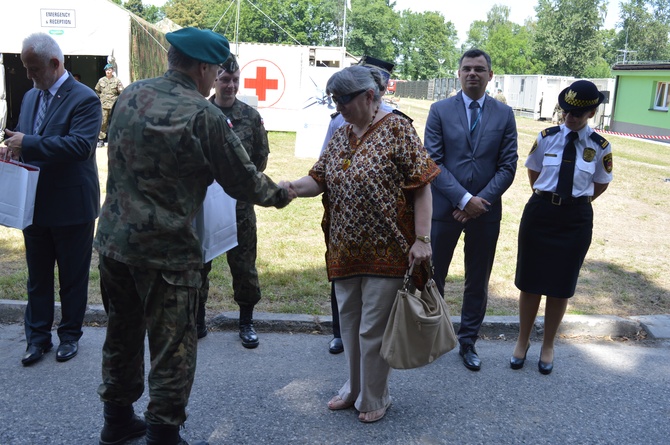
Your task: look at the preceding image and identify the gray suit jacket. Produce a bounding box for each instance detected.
[424,91,518,222]
[16,73,102,227]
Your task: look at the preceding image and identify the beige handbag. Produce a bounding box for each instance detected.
[380,261,458,369]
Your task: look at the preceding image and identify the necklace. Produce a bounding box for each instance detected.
[343,103,381,171]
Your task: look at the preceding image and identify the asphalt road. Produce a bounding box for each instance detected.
[0,324,668,445]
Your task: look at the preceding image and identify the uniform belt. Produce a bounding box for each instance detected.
[534,190,592,206]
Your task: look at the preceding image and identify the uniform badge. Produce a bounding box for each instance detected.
[529,140,538,155]
[603,153,613,173]
[226,118,233,129]
[583,147,596,162]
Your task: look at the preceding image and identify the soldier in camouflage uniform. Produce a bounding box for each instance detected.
[196,54,269,348]
[94,63,123,146]
[94,28,294,445]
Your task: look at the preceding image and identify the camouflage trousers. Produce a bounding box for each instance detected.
[200,203,260,308]
[98,107,112,140]
[97,255,202,426]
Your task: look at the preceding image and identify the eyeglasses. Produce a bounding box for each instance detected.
[562,109,589,118]
[331,89,367,105]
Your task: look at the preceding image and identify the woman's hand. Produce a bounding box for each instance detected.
[409,240,432,265]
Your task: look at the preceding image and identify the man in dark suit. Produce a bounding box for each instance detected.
[424,49,518,371]
[2,33,102,366]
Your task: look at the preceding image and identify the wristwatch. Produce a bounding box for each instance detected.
[416,235,431,243]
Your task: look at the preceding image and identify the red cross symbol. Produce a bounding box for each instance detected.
[244,67,279,102]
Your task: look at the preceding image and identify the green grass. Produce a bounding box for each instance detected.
[1,98,670,319]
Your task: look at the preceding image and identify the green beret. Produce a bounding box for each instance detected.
[166,27,230,64]
[104,63,114,70]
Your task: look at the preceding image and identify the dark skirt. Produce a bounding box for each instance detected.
[514,194,593,298]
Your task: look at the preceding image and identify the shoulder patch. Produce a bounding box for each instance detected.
[589,131,610,149]
[541,126,561,138]
[330,112,340,119]
[392,109,413,123]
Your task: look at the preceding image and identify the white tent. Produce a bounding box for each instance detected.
[1,0,167,134]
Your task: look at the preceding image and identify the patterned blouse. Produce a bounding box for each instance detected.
[309,112,439,281]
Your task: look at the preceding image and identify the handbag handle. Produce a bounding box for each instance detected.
[403,260,434,291]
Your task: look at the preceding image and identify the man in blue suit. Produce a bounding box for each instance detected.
[424,49,518,371]
[2,33,102,366]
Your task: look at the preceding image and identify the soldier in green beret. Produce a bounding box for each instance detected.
[94,63,123,147]
[95,27,296,445]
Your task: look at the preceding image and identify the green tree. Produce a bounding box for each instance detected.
[615,0,670,62]
[396,10,459,80]
[533,0,607,77]
[346,0,399,62]
[164,0,208,28]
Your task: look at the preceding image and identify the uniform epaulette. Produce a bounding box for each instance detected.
[589,131,610,149]
[540,126,561,138]
[391,109,413,123]
[330,112,340,119]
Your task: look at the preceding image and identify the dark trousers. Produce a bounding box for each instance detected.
[331,282,340,338]
[431,217,500,345]
[23,221,94,346]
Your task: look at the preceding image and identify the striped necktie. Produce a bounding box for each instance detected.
[33,90,52,134]
[469,100,481,139]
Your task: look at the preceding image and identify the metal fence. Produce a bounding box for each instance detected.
[395,78,461,101]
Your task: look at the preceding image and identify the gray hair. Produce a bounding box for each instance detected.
[22,33,64,65]
[327,65,383,101]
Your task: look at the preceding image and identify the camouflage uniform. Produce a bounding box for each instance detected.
[494,92,507,104]
[94,75,123,141]
[95,70,289,426]
[202,96,270,310]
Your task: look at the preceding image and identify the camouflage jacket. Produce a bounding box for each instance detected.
[94,76,124,108]
[94,70,289,270]
[209,96,269,172]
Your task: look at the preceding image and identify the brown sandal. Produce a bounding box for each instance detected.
[327,395,355,410]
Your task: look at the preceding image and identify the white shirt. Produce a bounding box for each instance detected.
[526,124,613,197]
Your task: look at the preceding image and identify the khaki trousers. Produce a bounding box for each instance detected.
[334,276,402,412]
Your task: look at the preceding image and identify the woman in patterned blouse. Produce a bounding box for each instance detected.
[287,66,440,423]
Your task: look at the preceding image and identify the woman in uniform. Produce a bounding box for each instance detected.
[510,80,613,374]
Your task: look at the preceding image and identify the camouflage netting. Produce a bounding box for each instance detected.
[130,15,169,82]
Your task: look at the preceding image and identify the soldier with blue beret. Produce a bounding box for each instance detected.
[510,80,613,375]
[95,27,295,445]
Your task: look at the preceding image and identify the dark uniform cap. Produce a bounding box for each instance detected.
[166,27,230,64]
[358,55,394,83]
[558,80,605,112]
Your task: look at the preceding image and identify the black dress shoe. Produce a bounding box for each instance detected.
[510,343,531,370]
[21,343,53,366]
[196,323,208,339]
[239,323,259,349]
[538,347,554,374]
[459,344,481,371]
[329,337,344,354]
[56,341,78,362]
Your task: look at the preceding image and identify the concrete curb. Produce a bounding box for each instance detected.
[1,299,663,339]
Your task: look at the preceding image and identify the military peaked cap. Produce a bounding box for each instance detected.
[558,80,605,112]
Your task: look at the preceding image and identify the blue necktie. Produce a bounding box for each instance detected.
[556,131,579,199]
[33,90,51,134]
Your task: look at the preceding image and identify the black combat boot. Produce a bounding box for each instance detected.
[239,305,259,349]
[145,423,208,445]
[196,298,208,339]
[99,402,146,445]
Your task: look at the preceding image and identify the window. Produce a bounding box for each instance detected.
[654,81,670,110]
